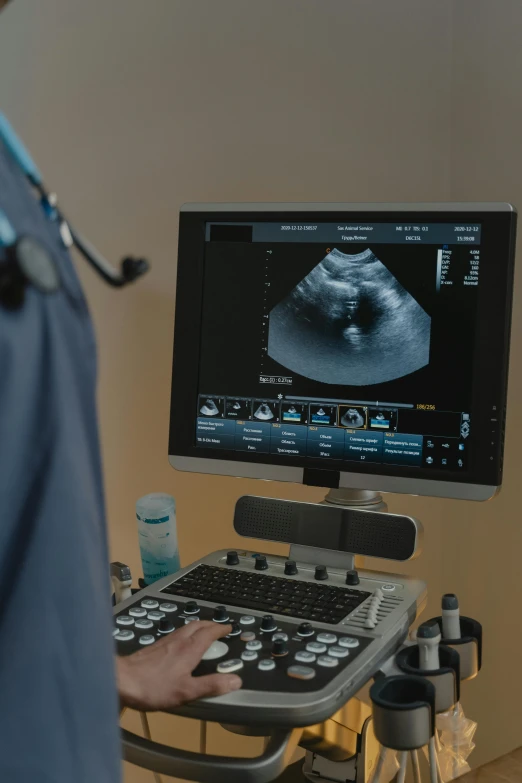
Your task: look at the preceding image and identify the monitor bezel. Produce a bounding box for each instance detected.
[169,203,517,501]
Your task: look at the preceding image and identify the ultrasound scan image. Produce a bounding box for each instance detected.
[340,407,366,428]
[268,248,431,385]
[200,398,220,416]
[254,402,275,421]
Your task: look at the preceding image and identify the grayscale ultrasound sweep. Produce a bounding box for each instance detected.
[268,248,431,386]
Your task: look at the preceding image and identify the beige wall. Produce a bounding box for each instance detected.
[0,1,520,780]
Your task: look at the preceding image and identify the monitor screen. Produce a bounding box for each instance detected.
[169,204,516,500]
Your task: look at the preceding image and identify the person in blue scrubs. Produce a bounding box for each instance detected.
[0,2,241,780]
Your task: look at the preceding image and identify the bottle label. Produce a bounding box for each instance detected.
[137,511,180,584]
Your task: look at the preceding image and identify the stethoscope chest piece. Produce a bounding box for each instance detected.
[0,236,61,309]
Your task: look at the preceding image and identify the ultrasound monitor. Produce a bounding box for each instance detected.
[169,203,517,501]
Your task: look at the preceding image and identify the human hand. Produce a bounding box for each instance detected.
[117,620,242,711]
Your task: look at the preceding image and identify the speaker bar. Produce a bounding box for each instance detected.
[234,496,422,562]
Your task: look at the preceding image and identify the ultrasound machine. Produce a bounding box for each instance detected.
[113,203,516,782]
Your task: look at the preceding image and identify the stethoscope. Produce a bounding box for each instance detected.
[0,112,149,309]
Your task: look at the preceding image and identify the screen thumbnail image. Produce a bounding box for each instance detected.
[268,248,431,386]
[225,398,252,419]
[199,396,225,417]
[367,408,398,431]
[280,402,307,424]
[339,405,367,429]
[309,403,338,426]
[253,400,278,421]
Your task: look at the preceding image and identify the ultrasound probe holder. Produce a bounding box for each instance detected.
[428,616,483,682]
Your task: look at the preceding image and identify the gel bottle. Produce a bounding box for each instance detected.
[136,493,180,585]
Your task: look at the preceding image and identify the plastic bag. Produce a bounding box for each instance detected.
[421,703,477,782]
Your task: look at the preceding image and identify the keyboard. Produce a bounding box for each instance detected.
[161,564,371,625]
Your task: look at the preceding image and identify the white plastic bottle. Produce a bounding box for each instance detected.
[136,493,180,585]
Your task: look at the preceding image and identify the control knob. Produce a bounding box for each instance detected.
[345,569,360,586]
[255,555,268,571]
[213,605,229,623]
[261,615,277,632]
[226,551,239,566]
[284,560,298,576]
[297,622,314,637]
[315,565,328,581]
[272,638,289,657]
[185,601,199,615]
[158,618,174,634]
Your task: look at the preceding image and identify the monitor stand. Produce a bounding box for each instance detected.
[323,488,388,512]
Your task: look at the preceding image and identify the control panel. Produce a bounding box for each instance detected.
[113,550,426,727]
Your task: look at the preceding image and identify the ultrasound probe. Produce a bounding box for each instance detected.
[417,621,442,671]
[441,594,461,640]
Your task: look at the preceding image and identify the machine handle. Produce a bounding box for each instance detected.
[121,726,297,783]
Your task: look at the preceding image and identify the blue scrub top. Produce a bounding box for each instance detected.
[0,139,121,782]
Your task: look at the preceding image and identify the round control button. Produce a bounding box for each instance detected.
[317,633,337,645]
[272,633,289,643]
[317,655,338,668]
[381,584,395,592]
[295,651,316,664]
[135,619,154,630]
[129,607,147,618]
[159,603,178,613]
[240,615,255,625]
[116,616,134,626]
[241,650,258,662]
[258,659,276,672]
[141,599,159,609]
[241,631,256,642]
[217,659,244,674]
[339,637,360,649]
[185,601,200,615]
[139,635,156,646]
[246,640,263,651]
[329,646,349,658]
[148,611,166,622]
[306,642,327,654]
[297,622,314,637]
[287,665,316,680]
[112,628,119,637]
[185,616,200,624]
[114,629,135,641]
[202,641,229,661]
